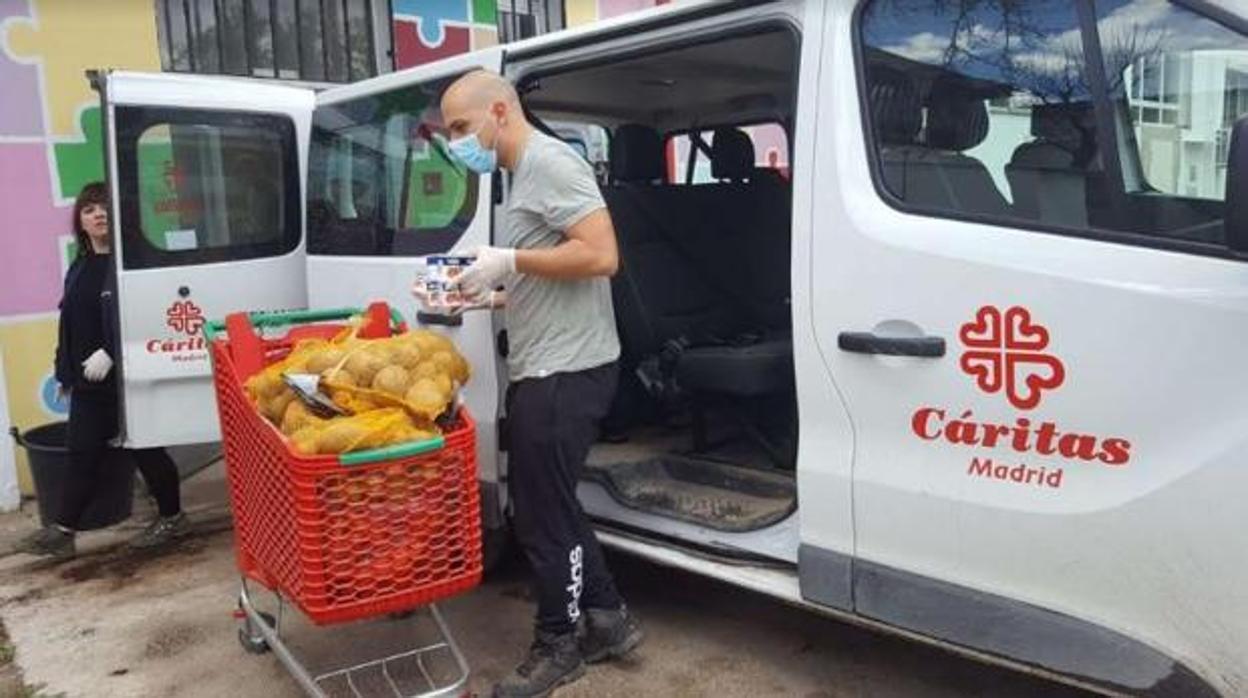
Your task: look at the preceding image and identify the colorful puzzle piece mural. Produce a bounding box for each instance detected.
[392,0,497,69]
[0,0,43,136]
[5,0,158,137]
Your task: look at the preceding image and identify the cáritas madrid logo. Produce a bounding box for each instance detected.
[959,305,1064,410]
[146,299,207,359]
[911,305,1132,490]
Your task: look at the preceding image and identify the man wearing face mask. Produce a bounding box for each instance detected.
[435,70,642,698]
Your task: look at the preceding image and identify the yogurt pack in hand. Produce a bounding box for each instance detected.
[419,255,476,313]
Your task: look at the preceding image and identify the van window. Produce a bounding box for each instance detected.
[308,77,479,257]
[547,120,610,184]
[1101,1,1248,205]
[858,0,1248,252]
[667,124,789,184]
[115,107,300,270]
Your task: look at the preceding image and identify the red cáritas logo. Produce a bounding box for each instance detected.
[960,305,1064,411]
[166,300,205,336]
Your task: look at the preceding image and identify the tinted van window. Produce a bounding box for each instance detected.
[308,77,479,256]
[116,107,299,270]
[859,0,1248,252]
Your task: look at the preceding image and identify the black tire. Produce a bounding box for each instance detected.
[237,611,276,655]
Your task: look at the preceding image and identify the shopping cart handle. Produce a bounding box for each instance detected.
[340,435,447,466]
[204,305,407,342]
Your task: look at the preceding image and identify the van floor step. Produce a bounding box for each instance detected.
[582,456,795,533]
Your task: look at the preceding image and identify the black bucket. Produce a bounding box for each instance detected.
[9,422,136,530]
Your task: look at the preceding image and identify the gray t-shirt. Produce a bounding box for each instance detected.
[501,131,620,381]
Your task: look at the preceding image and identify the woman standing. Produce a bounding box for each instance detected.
[17,182,187,559]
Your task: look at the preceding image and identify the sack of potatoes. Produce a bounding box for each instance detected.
[243,328,471,456]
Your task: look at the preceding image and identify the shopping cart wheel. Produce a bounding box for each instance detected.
[238,611,276,655]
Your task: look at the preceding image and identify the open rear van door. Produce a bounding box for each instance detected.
[305,48,505,499]
[99,71,313,447]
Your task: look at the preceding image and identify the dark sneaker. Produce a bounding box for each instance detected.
[493,631,585,698]
[13,526,76,560]
[129,512,190,549]
[579,605,643,664]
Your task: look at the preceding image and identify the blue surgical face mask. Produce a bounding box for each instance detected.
[447,123,498,174]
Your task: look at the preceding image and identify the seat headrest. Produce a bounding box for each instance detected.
[610,124,664,183]
[1031,103,1091,153]
[711,128,755,181]
[925,90,989,151]
[868,68,921,145]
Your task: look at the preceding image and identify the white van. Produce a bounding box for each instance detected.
[95,0,1248,694]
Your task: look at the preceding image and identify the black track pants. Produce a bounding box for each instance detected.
[506,362,624,636]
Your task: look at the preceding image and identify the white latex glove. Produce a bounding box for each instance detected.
[458,246,516,302]
[82,349,113,382]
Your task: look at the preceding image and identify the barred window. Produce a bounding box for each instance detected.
[155,0,393,82]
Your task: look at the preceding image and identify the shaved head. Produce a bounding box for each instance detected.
[439,69,533,170]
[443,70,521,112]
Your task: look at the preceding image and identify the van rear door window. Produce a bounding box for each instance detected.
[115,107,300,270]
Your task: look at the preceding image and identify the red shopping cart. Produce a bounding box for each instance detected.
[206,303,482,698]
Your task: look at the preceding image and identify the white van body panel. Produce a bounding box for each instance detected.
[815,2,1248,694]
[789,0,858,575]
[105,72,313,447]
[308,47,505,487]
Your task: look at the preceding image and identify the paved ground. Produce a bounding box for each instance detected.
[0,463,1092,698]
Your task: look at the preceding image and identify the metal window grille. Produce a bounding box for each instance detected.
[497,0,563,43]
[155,0,394,83]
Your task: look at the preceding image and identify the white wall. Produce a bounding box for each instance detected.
[0,345,19,512]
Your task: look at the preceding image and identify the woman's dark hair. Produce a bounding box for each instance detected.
[72,181,109,258]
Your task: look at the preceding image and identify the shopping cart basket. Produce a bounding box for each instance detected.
[206,303,483,697]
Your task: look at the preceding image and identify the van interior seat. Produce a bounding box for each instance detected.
[869,69,1010,217]
[914,89,1012,216]
[603,123,793,400]
[1006,103,1092,228]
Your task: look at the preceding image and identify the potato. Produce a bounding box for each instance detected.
[322,367,356,386]
[281,400,322,435]
[372,365,412,396]
[317,420,367,454]
[411,361,440,381]
[344,349,386,386]
[450,353,471,384]
[245,371,286,401]
[432,374,453,399]
[305,347,346,375]
[262,389,296,425]
[410,330,453,355]
[405,383,447,417]
[390,342,422,369]
[430,350,456,374]
[290,426,321,455]
[363,341,396,365]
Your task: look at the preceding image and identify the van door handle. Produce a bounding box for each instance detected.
[837,332,946,358]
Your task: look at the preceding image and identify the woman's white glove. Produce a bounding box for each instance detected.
[458,246,516,302]
[82,349,113,382]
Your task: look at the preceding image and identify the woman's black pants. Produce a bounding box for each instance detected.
[57,389,182,530]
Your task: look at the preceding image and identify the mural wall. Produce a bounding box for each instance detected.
[392,0,499,69]
[0,0,162,499]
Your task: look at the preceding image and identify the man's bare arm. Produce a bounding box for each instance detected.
[514,208,619,279]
